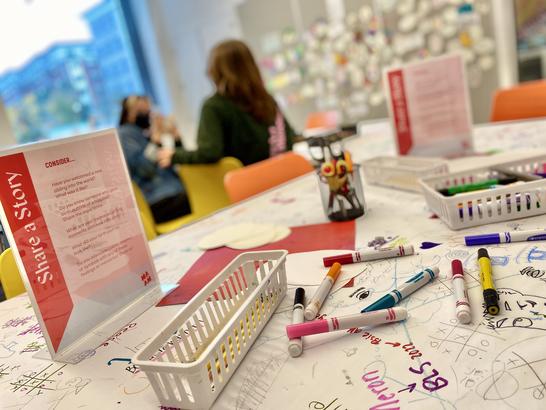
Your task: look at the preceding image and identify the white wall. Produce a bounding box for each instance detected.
[493,1,518,88]
[145,0,243,147]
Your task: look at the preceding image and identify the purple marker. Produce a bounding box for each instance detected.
[465,229,546,246]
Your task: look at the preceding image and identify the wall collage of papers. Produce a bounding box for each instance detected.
[258,0,495,122]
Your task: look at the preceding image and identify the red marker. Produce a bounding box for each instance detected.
[451,259,471,324]
[323,245,414,267]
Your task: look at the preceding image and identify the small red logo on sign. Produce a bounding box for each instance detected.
[140,272,151,286]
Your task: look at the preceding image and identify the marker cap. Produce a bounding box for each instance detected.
[457,309,471,324]
[451,259,464,277]
[465,234,500,246]
[304,304,319,321]
[288,339,303,357]
[478,248,490,259]
[323,253,354,267]
[483,288,499,315]
[294,287,305,306]
[327,262,342,281]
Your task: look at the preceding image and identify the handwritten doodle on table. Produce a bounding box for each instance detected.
[17,323,42,337]
[10,363,67,396]
[362,369,401,408]
[99,322,137,348]
[20,341,46,354]
[308,397,348,410]
[428,319,500,362]
[420,242,442,250]
[2,316,33,329]
[0,341,17,358]
[482,287,546,333]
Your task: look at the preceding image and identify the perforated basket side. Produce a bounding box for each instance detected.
[420,156,546,229]
[133,250,288,409]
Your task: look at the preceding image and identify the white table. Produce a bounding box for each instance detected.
[2,119,546,409]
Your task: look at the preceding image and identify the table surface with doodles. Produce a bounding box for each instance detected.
[2,118,546,409]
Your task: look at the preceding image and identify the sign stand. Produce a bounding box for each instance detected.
[384,53,474,157]
[0,129,161,363]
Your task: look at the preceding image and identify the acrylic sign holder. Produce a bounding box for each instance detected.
[133,250,288,409]
[419,154,546,230]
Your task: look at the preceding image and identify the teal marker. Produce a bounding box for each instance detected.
[361,267,438,312]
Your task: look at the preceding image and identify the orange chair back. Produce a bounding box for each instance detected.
[224,152,314,203]
[305,111,339,131]
[490,80,546,122]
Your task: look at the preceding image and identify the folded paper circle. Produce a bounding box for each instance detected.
[198,223,272,250]
[226,228,277,250]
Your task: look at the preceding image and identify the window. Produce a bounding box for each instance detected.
[0,0,150,143]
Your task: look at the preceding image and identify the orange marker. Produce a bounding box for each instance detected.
[304,263,342,320]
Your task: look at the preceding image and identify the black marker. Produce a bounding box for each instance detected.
[288,288,305,357]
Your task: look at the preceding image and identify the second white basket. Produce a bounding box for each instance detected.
[133,250,288,409]
[419,155,546,229]
[362,156,448,192]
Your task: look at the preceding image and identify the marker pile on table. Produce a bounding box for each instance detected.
[286,242,445,357]
[285,224,540,356]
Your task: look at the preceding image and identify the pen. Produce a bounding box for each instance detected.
[361,267,438,312]
[286,307,407,338]
[288,288,305,357]
[478,248,499,315]
[465,229,546,246]
[304,263,342,320]
[323,245,414,267]
[438,177,517,196]
[451,259,471,324]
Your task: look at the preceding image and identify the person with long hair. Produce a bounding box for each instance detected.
[118,95,191,223]
[156,39,296,168]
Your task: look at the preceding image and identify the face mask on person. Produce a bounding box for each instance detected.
[134,112,151,130]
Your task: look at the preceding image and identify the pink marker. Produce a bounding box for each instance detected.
[323,245,414,267]
[451,259,471,324]
[286,307,407,339]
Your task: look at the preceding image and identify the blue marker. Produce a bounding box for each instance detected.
[361,267,438,312]
[465,229,546,246]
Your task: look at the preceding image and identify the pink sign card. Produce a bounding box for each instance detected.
[0,129,160,362]
[384,54,473,157]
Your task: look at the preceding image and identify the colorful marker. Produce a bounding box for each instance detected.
[465,229,546,246]
[286,307,407,338]
[438,177,517,196]
[305,263,342,320]
[478,248,499,315]
[451,259,471,324]
[361,267,438,313]
[288,288,305,357]
[323,245,415,267]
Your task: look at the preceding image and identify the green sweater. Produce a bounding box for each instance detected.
[172,94,295,166]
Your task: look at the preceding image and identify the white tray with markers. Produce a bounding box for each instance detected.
[419,154,546,229]
[132,250,288,409]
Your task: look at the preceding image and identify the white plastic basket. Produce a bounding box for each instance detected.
[133,250,288,409]
[362,156,448,192]
[419,155,546,230]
